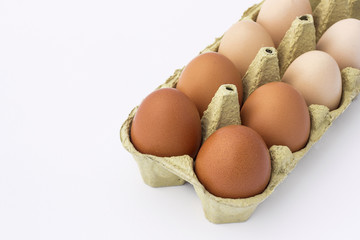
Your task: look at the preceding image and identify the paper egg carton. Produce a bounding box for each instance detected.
[120,0,360,223]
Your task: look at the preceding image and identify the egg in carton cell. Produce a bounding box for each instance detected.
[120,0,360,223]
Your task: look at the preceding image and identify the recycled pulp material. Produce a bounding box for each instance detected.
[120,0,360,223]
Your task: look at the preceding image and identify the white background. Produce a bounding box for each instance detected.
[1,0,359,239]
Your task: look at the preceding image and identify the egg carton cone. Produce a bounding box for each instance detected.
[120,0,360,223]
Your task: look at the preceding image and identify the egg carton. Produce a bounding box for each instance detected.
[120,0,360,223]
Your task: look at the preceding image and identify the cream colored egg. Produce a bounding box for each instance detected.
[282,50,342,111]
[218,20,274,77]
[317,18,360,70]
[256,0,312,48]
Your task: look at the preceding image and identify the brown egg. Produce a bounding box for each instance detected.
[130,88,202,158]
[282,50,342,111]
[241,82,310,152]
[317,18,360,70]
[218,19,275,77]
[176,52,243,117]
[195,125,271,199]
[256,0,312,48]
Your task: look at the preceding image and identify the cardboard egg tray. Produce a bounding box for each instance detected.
[120,0,360,223]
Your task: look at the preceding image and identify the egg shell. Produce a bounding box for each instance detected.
[218,19,275,77]
[121,0,360,223]
[130,88,202,158]
[195,125,271,199]
[282,50,342,110]
[241,82,311,152]
[176,52,243,117]
[316,18,360,70]
[256,0,313,48]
